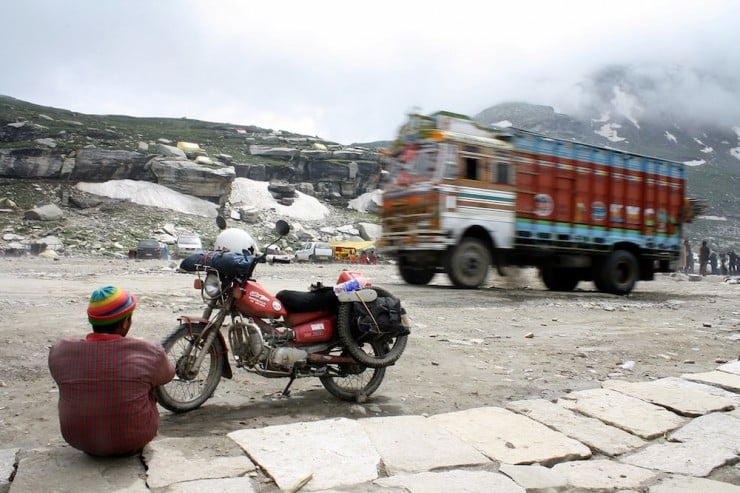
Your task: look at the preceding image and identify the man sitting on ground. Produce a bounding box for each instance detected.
[48,285,175,456]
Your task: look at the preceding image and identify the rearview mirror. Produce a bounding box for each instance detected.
[275,220,290,236]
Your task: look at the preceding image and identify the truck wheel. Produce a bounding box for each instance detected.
[540,266,579,292]
[445,238,490,288]
[601,250,639,295]
[398,259,435,285]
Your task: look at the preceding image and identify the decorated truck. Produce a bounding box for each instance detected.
[378,111,700,295]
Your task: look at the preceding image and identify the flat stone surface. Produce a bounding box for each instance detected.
[498,463,568,491]
[682,371,740,392]
[558,388,686,439]
[719,361,740,376]
[507,398,645,456]
[649,474,740,492]
[359,415,490,474]
[9,446,148,493]
[0,449,18,493]
[228,417,380,491]
[668,412,740,453]
[162,477,257,493]
[373,470,525,493]
[620,441,738,477]
[551,459,656,490]
[429,406,591,466]
[143,436,255,489]
[603,377,736,416]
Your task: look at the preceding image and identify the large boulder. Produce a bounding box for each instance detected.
[71,149,155,181]
[150,157,235,206]
[24,204,64,221]
[0,148,64,178]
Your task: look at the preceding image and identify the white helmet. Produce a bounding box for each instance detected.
[214,228,258,254]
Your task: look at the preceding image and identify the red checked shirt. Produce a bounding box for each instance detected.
[48,333,175,456]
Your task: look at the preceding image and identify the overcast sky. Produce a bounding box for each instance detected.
[2,1,739,144]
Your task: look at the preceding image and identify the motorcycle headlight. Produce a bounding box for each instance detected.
[203,272,222,299]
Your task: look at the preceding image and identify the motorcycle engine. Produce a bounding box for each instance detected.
[228,320,307,370]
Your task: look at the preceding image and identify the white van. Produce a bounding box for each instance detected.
[294,241,333,262]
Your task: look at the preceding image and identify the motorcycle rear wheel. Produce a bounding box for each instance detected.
[319,340,387,401]
[154,323,225,413]
[337,286,408,368]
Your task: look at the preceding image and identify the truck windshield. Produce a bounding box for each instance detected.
[394,146,440,184]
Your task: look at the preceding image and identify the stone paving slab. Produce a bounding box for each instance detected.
[649,475,740,492]
[8,446,148,493]
[682,370,740,392]
[228,417,380,492]
[719,361,740,376]
[0,449,18,493]
[428,406,591,466]
[550,459,657,491]
[358,415,490,475]
[497,463,568,492]
[143,436,256,490]
[373,470,525,493]
[668,412,740,453]
[620,441,738,477]
[507,398,646,456]
[603,377,736,416]
[558,388,686,439]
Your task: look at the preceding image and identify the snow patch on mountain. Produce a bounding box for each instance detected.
[684,160,706,167]
[595,122,626,142]
[611,86,641,129]
[665,131,677,144]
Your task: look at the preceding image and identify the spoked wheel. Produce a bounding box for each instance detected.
[154,323,225,413]
[320,340,387,401]
[336,287,409,368]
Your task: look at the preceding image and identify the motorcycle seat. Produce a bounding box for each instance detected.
[276,287,339,313]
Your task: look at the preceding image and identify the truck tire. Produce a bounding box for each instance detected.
[540,266,579,292]
[398,258,435,285]
[600,250,639,295]
[445,238,490,288]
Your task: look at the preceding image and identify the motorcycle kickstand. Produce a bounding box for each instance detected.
[281,375,296,397]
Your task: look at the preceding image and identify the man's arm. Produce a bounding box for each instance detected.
[149,344,176,386]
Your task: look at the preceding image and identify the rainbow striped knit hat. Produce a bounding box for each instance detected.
[87,285,137,326]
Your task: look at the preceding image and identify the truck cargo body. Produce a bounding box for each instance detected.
[379,111,687,294]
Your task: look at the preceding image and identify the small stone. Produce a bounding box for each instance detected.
[683,360,695,364]
[702,322,712,327]
[524,332,534,338]
[715,358,728,364]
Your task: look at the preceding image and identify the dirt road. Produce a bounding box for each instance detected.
[1,256,738,451]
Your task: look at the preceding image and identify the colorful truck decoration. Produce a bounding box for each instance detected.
[379,111,699,295]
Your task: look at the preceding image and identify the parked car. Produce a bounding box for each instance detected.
[265,246,291,264]
[135,239,160,259]
[176,233,203,257]
[294,241,333,262]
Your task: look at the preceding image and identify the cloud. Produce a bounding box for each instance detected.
[1,0,739,143]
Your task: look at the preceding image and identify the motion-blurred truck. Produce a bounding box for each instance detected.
[378,111,701,295]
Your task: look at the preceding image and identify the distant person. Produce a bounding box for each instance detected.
[709,251,719,275]
[682,240,693,273]
[699,240,710,276]
[719,252,728,276]
[48,286,175,457]
[730,250,738,275]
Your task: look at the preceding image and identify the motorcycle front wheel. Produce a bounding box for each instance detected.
[319,340,387,401]
[154,323,225,413]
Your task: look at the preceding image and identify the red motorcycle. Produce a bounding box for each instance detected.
[154,220,409,413]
